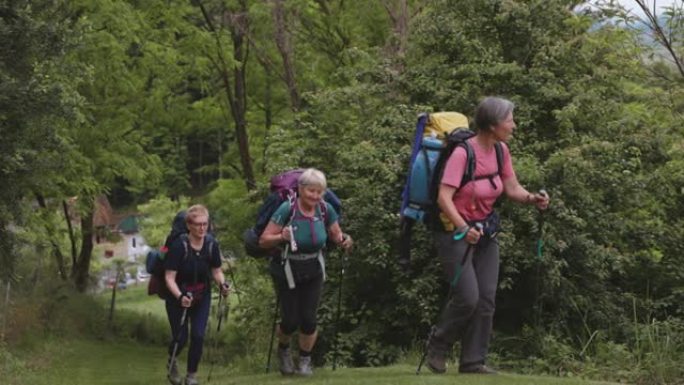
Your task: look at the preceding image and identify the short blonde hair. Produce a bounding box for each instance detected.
[298,168,327,190]
[186,204,209,224]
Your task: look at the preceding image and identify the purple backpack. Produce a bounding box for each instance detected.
[243,169,342,257]
[270,169,305,196]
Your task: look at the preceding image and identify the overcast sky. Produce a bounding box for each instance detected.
[613,0,679,17]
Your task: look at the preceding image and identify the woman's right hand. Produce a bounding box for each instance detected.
[281,225,292,242]
[179,293,192,308]
[465,226,483,245]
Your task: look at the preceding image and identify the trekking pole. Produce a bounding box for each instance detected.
[225,260,241,305]
[533,189,548,327]
[265,294,280,373]
[536,189,548,260]
[207,293,228,383]
[219,248,241,305]
[169,293,192,376]
[416,223,482,375]
[332,240,349,371]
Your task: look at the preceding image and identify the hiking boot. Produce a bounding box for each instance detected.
[167,360,182,385]
[277,347,295,375]
[297,355,314,376]
[426,348,447,374]
[459,364,497,375]
[184,372,200,385]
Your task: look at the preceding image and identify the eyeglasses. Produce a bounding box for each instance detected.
[189,221,209,228]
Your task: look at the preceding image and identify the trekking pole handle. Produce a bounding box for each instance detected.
[180,293,192,324]
[287,225,298,253]
[537,189,549,212]
[179,291,193,308]
[473,222,484,241]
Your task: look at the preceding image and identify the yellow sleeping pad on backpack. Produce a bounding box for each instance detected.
[424,112,469,139]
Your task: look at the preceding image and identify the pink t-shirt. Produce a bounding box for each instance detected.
[440,138,515,221]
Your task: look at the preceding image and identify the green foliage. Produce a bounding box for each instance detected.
[4,0,684,382]
[205,178,252,253]
[137,196,190,248]
[0,0,81,279]
[239,1,684,379]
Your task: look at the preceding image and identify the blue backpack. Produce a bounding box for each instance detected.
[398,113,503,268]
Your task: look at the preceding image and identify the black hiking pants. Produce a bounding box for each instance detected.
[271,258,324,335]
[166,290,211,373]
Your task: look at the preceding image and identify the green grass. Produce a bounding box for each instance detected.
[15,286,616,384]
[107,283,166,320]
[8,338,616,385]
[103,281,237,319]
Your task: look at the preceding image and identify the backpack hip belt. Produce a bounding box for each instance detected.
[282,247,326,289]
[287,251,322,261]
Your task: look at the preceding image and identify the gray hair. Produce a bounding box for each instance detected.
[298,168,327,190]
[474,96,515,132]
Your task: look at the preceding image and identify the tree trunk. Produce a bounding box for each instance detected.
[272,0,301,112]
[63,199,78,275]
[226,1,256,190]
[262,65,273,173]
[196,0,256,191]
[0,221,15,281]
[73,210,94,292]
[382,0,411,73]
[35,194,68,280]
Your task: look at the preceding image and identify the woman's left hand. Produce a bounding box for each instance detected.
[219,282,231,297]
[531,191,550,210]
[340,234,353,252]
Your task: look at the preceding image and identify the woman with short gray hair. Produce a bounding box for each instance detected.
[426,97,550,375]
[259,168,353,376]
[298,168,327,189]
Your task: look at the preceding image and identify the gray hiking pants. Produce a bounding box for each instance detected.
[432,231,499,368]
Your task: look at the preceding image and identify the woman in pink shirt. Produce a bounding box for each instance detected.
[425,97,549,375]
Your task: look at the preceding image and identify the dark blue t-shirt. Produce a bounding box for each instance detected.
[164,234,221,291]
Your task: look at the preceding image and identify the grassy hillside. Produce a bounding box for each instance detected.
[9,338,616,385]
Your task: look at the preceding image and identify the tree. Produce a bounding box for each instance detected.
[271,0,301,112]
[196,0,257,191]
[0,0,81,281]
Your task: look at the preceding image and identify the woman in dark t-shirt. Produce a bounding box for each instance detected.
[164,204,230,385]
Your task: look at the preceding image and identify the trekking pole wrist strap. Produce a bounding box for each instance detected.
[453,225,470,240]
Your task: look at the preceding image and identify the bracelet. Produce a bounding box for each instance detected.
[453,225,470,241]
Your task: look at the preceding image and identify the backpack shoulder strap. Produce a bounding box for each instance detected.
[319,200,328,225]
[179,233,189,260]
[286,193,297,225]
[459,140,476,189]
[494,142,504,175]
